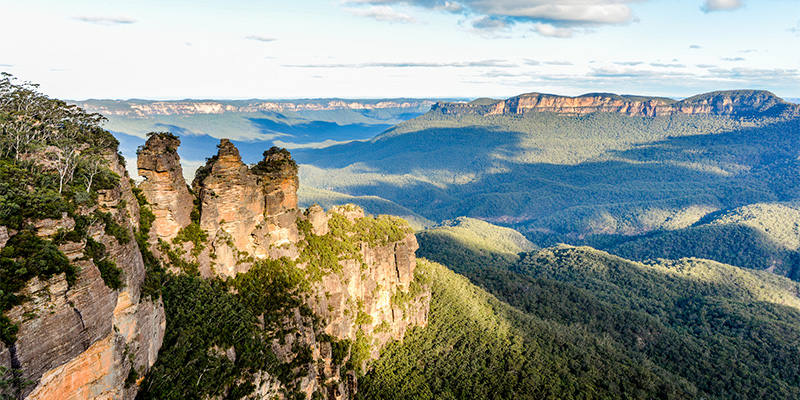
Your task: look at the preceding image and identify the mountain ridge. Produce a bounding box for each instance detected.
[72,99,439,117]
[430,89,799,118]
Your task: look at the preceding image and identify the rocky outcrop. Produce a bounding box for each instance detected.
[254,205,430,399]
[0,152,165,400]
[191,140,300,277]
[137,133,194,242]
[433,90,799,118]
[137,140,430,399]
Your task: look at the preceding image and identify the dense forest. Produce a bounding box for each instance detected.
[409,220,800,400]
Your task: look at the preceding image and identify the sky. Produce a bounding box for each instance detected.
[0,0,798,100]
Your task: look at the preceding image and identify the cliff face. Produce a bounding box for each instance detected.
[262,205,429,399]
[433,90,799,118]
[0,152,165,400]
[137,139,430,399]
[190,140,300,277]
[136,134,194,242]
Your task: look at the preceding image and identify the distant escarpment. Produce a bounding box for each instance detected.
[135,136,430,399]
[433,90,799,118]
[72,99,437,117]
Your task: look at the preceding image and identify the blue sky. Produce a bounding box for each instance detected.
[0,0,797,100]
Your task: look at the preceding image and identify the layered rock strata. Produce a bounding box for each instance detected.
[191,140,300,277]
[433,90,799,118]
[0,152,165,400]
[136,133,194,242]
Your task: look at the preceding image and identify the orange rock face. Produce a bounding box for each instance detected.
[192,140,300,277]
[434,90,798,118]
[137,134,194,242]
[1,152,165,400]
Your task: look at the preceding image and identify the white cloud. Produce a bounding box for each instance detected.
[543,60,574,65]
[284,59,516,68]
[73,15,136,25]
[702,0,743,12]
[534,23,574,38]
[483,3,633,25]
[651,62,686,68]
[346,1,641,36]
[707,67,799,83]
[472,16,509,31]
[245,35,277,42]
[347,5,417,23]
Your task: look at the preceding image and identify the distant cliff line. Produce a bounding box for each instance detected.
[432,90,800,118]
[71,99,439,117]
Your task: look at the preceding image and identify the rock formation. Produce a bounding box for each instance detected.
[0,152,165,400]
[257,205,429,399]
[2,132,429,400]
[136,133,194,242]
[190,140,301,277]
[136,139,430,399]
[433,90,799,118]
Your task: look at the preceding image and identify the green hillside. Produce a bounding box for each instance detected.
[416,217,537,272]
[359,259,698,400]
[607,202,800,279]
[407,225,800,399]
[298,185,434,229]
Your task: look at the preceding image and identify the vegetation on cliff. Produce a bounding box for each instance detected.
[139,204,421,399]
[136,261,305,400]
[0,74,128,346]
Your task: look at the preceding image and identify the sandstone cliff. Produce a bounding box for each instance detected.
[433,90,799,118]
[134,139,430,399]
[0,152,165,400]
[136,133,194,242]
[189,139,300,277]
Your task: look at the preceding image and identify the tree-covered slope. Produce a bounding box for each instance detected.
[607,202,800,279]
[358,259,698,400]
[416,217,537,272]
[410,223,800,400]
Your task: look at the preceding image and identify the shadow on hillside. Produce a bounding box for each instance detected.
[606,223,800,279]
[248,117,393,143]
[294,117,800,233]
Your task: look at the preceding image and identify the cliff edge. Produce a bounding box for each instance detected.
[135,137,430,399]
[432,90,799,118]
